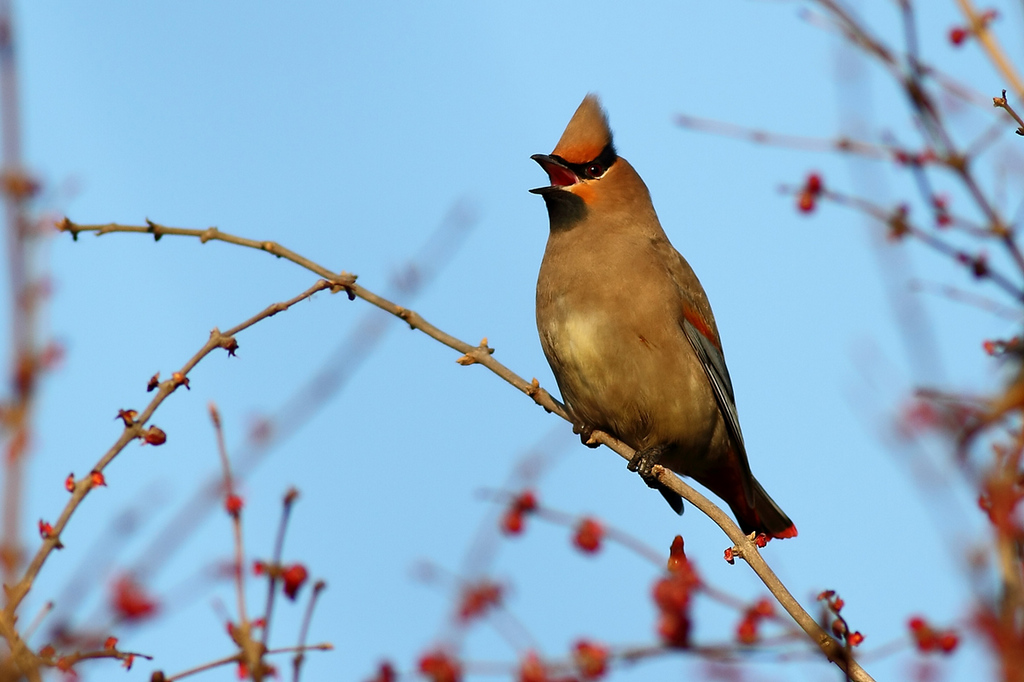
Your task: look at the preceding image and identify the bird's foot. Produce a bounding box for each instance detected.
[573,423,600,448]
[627,445,667,487]
[628,445,684,515]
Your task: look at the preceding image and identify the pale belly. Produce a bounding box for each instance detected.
[539,307,720,458]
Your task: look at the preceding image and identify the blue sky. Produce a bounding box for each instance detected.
[6,1,1022,680]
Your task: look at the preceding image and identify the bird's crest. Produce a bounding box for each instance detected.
[551,94,613,164]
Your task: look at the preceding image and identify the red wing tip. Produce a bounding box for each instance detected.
[772,525,798,540]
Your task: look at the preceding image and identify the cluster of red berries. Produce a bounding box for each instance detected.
[908,616,959,653]
[736,597,775,645]
[253,560,309,600]
[652,536,699,648]
[501,490,538,535]
[456,580,503,622]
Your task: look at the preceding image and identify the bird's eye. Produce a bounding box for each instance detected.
[586,163,604,178]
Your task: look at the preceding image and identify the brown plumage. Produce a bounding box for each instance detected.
[531,94,796,539]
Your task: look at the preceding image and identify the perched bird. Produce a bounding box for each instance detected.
[531,94,796,539]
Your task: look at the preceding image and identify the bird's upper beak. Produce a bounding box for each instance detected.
[530,154,579,194]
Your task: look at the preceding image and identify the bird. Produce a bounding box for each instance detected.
[531,94,796,539]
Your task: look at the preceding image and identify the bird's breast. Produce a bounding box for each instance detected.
[537,288,720,456]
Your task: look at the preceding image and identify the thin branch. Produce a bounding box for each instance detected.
[261,488,299,650]
[3,278,333,619]
[674,114,892,159]
[0,0,38,602]
[209,404,249,629]
[57,219,567,416]
[164,652,241,682]
[55,220,873,681]
[993,89,1024,136]
[956,0,1024,102]
[291,580,326,682]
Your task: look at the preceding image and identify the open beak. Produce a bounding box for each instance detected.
[529,154,579,194]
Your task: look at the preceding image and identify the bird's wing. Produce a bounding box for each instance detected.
[680,307,756,508]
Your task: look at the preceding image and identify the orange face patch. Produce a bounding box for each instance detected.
[569,182,597,204]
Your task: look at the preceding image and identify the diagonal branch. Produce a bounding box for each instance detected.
[55,218,874,681]
[3,278,333,621]
[955,0,1024,102]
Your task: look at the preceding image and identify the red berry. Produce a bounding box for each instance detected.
[282,563,309,600]
[573,517,604,554]
[797,191,816,213]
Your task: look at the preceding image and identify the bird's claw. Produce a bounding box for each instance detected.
[573,423,599,448]
[627,445,666,488]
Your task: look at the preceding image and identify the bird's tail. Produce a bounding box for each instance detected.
[732,477,797,540]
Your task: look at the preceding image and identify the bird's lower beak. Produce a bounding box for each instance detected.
[530,154,578,194]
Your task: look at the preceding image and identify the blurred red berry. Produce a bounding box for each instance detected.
[518,652,549,682]
[419,649,461,682]
[367,661,396,682]
[225,493,243,516]
[501,490,538,535]
[797,191,816,213]
[457,580,502,622]
[572,640,608,680]
[657,611,692,648]
[736,614,758,645]
[752,597,774,618]
[937,631,959,653]
[949,26,968,45]
[111,575,158,621]
[667,535,686,573]
[501,509,524,534]
[909,616,958,654]
[573,517,604,554]
[282,563,309,600]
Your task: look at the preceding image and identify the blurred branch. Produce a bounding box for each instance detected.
[0,0,38,593]
[956,0,1024,102]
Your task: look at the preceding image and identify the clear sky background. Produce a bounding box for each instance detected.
[6,1,1023,680]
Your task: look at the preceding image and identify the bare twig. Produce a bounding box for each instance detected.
[3,279,332,621]
[291,580,326,682]
[261,488,299,650]
[56,219,873,681]
[993,89,1024,136]
[210,404,248,628]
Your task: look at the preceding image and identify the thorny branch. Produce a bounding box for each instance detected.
[0,278,333,679]
[55,218,873,681]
